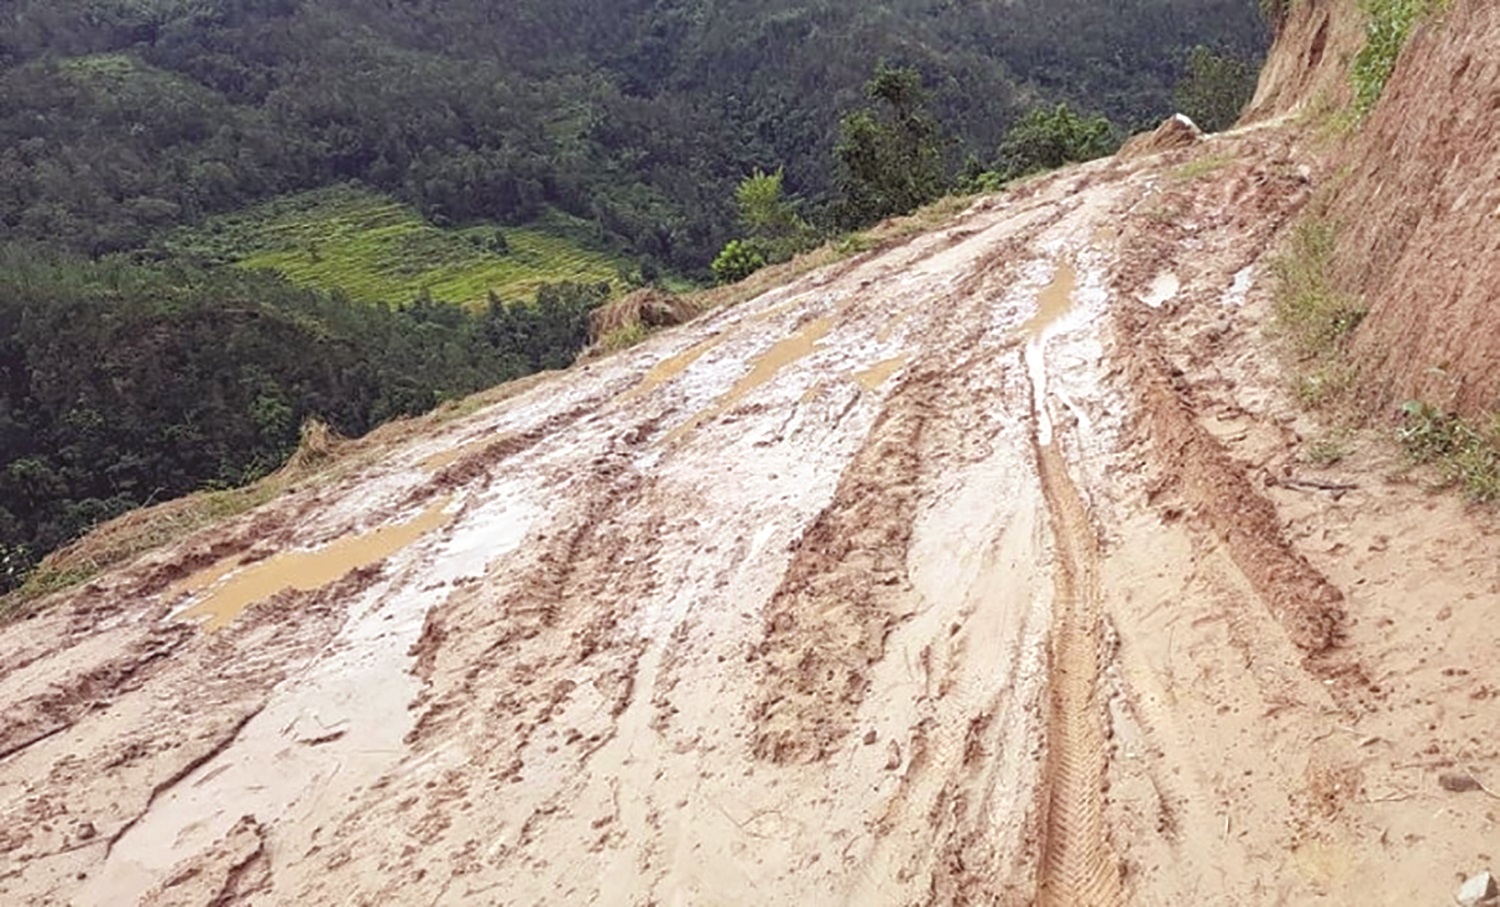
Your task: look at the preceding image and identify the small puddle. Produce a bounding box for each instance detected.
[663,315,833,445]
[726,315,834,401]
[619,334,725,404]
[421,441,479,471]
[1023,262,1079,447]
[853,355,909,392]
[175,498,454,630]
[1022,262,1078,340]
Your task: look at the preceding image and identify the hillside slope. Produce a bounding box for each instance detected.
[3,116,1499,904]
[5,6,1500,903]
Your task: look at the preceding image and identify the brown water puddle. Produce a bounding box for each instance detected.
[853,355,909,392]
[619,334,726,405]
[176,498,454,630]
[663,315,834,445]
[1023,261,1079,447]
[421,438,486,471]
[1022,262,1078,340]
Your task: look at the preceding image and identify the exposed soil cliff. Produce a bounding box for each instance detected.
[1330,0,1500,417]
[1254,0,1500,418]
[1245,0,1364,120]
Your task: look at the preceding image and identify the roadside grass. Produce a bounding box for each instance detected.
[1397,402,1500,502]
[163,185,627,307]
[1269,218,1368,410]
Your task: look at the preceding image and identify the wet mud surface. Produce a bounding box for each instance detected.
[2,125,1498,906]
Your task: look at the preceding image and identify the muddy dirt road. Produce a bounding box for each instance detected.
[3,125,1498,906]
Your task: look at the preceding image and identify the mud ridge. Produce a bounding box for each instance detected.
[750,381,927,764]
[1117,306,1347,655]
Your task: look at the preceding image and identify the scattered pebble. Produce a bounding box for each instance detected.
[1439,772,1483,793]
[1458,871,1497,907]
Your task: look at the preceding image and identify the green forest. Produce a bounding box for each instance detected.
[0,0,1268,589]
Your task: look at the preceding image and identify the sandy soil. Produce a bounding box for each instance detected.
[2,123,1498,906]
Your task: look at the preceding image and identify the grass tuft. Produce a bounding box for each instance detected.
[1398,402,1500,501]
[1271,220,1366,362]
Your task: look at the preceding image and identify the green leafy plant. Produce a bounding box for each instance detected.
[1398,402,1500,501]
[1351,0,1445,116]
[991,102,1121,183]
[733,168,819,264]
[710,239,767,284]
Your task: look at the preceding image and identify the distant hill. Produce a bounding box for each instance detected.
[1,0,1268,274]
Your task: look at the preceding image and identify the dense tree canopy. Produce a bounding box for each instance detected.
[0,0,1268,274]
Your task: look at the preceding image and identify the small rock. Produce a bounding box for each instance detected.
[1439,772,1483,793]
[884,740,902,771]
[1458,871,1497,907]
[73,820,97,842]
[863,729,878,746]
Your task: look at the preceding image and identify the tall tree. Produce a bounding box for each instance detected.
[834,64,949,229]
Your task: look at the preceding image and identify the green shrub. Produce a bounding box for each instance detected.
[710,239,767,284]
[1399,402,1500,501]
[992,103,1121,183]
[1351,0,1445,116]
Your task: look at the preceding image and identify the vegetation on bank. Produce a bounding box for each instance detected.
[1268,0,1496,501]
[1351,0,1448,115]
[1271,219,1499,503]
[0,248,608,591]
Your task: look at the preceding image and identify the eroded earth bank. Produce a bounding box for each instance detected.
[2,122,1498,906]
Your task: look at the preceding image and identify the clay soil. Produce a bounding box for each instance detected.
[2,122,1498,906]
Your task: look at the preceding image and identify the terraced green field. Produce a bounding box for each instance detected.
[166,186,626,306]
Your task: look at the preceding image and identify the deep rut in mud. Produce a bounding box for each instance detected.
[1024,257,1124,905]
[1033,437,1124,906]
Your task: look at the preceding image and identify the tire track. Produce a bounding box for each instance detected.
[1025,256,1124,905]
[1033,436,1125,906]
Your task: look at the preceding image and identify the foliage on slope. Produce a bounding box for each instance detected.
[0,248,607,588]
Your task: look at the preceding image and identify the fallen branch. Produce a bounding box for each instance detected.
[1266,475,1361,494]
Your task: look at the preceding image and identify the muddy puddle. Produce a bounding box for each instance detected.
[853,355,909,391]
[664,315,834,444]
[620,334,725,404]
[1023,262,1079,446]
[175,498,454,629]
